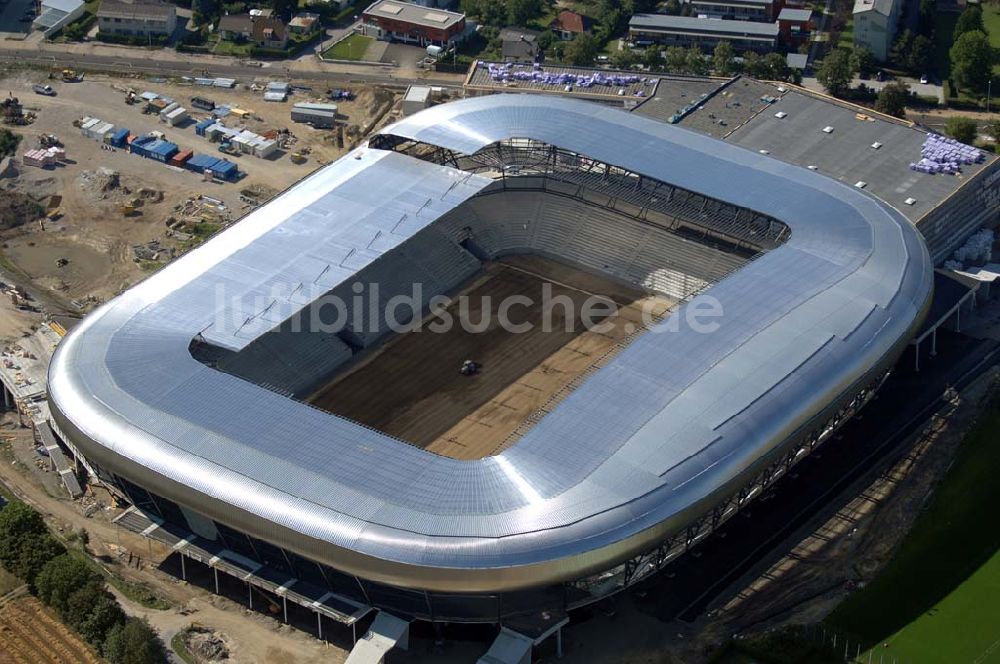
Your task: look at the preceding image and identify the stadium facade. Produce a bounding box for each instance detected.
[48,96,933,625]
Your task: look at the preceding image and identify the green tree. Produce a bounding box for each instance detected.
[612,47,637,69]
[945,116,979,144]
[918,0,935,36]
[907,34,933,73]
[460,0,506,27]
[951,30,992,91]
[954,6,985,40]
[506,0,542,26]
[712,40,736,76]
[851,46,878,77]
[67,582,126,646]
[816,48,855,95]
[0,128,19,158]
[0,501,65,587]
[35,554,102,616]
[269,0,296,21]
[664,45,687,72]
[643,43,663,70]
[563,33,599,65]
[875,81,910,117]
[685,46,708,75]
[103,618,167,664]
[191,0,220,27]
[663,0,682,14]
[763,52,792,81]
[742,50,766,77]
[891,29,913,66]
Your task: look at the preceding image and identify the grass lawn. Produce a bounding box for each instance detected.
[836,16,854,50]
[214,39,253,56]
[322,33,371,60]
[983,3,1000,76]
[827,396,1000,663]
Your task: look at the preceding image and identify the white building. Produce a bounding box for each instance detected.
[97,0,177,39]
[32,0,86,38]
[853,0,900,62]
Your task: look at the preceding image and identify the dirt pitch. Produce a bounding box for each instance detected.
[309,255,676,460]
[0,596,102,664]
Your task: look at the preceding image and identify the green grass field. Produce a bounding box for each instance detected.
[983,3,1000,76]
[827,397,1000,663]
[322,34,372,61]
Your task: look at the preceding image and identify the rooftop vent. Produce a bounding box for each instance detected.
[807,165,818,170]
[775,111,787,119]
[854,181,867,189]
[759,149,770,154]
[871,142,882,149]
[904,197,917,205]
[823,126,835,134]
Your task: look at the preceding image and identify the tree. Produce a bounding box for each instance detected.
[918,0,935,36]
[712,40,736,76]
[190,0,219,27]
[685,46,708,75]
[563,33,599,65]
[506,0,543,27]
[954,6,985,41]
[0,128,19,158]
[951,30,992,92]
[816,48,855,95]
[35,554,101,616]
[269,0,296,21]
[67,583,126,647]
[907,34,933,73]
[875,81,910,117]
[891,29,913,66]
[643,44,663,70]
[611,47,637,70]
[763,52,792,81]
[0,502,65,587]
[664,45,687,73]
[104,618,167,664]
[742,50,766,78]
[945,116,979,144]
[663,0,682,14]
[851,46,878,77]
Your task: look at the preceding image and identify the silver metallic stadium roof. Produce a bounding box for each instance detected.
[49,95,932,593]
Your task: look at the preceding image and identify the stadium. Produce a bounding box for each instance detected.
[47,95,933,635]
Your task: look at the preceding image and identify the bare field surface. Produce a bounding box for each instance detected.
[310,255,675,459]
[0,72,396,308]
[0,597,102,664]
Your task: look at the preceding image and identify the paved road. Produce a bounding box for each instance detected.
[801,75,945,104]
[0,46,464,91]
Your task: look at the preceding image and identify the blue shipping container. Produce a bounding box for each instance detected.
[185,153,220,173]
[145,140,179,163]
[209,160,237,181]
[110,128,130,148]
[194,118,215,136]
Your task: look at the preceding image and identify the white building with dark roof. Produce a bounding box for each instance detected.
[853,0,901,61]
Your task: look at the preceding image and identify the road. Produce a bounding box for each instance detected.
[801,74,945,104]
[0,43,465,91]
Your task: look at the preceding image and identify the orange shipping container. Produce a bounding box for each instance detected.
[170,149,193,166]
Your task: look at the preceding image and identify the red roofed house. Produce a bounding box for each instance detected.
[550,10,592,41]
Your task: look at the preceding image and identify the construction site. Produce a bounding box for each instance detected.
[0,69,400,314]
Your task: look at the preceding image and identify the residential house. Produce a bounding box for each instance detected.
[685,0,777,22]
[218,13,287,48]
[288,12,320,36]
[32,0,85,37]
[853,0,900,61]
[97,0,177,39]
[499,27,540,62]
[363,0,465,47]
[550,10,591,41]
[777,7,812,47]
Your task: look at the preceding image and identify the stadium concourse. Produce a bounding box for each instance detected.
[47,95,934,661]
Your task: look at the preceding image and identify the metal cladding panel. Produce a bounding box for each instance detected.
[48,95,933,592]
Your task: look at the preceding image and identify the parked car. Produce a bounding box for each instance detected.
[919,74,929,84]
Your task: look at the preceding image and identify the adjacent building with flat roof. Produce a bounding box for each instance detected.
[685,0,776,22]
[97,0,177,38]
[363,0,466,46]
[629,13,779,52]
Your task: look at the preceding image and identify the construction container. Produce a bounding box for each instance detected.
[79,117,100,137]
[209,159,238,181]
[191,96,216,111]
[185,153,220,173]
[110,128,130,147]
[134,139,178,162]
[402,86,431,117]
[291,102,337,129]
[263,91,287,102]
[147,98,168,114]
[253,139,277,159]
[169,149,193,167]
[164,106,189,127]
[194,118,215,136]
[266,81,290,94]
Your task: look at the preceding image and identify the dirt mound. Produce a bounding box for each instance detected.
[77,168,124,200]
[182,625,230,662]
[0,191,44,230]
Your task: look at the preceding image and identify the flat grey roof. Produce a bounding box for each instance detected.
[722,88,995,222]
[50,95,931,593]
[778,7,812,20]
[363,0,464,30]
[630,13,779,37]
